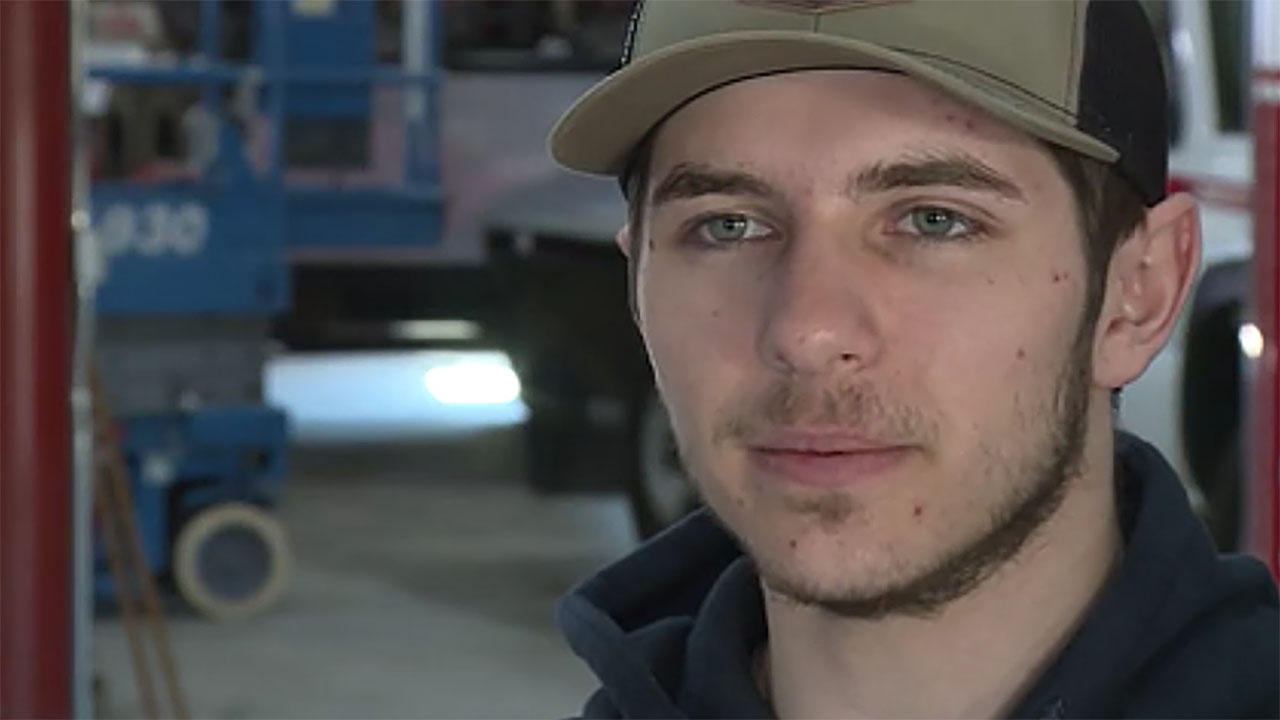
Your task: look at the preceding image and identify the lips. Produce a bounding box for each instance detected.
[745,430,912,487]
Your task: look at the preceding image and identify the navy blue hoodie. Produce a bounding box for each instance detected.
[558,434,1279,718]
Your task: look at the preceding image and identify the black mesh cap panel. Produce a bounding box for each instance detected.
[1077,0,1170,205]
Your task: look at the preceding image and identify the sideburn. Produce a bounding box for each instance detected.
[627,230,644,323]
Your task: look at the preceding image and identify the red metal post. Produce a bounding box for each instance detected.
[0,1,74,717]
[1247,1,1280,579]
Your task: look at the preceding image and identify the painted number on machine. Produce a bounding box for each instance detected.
[97,202,210,258]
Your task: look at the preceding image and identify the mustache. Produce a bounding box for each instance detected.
[713,377,938,446]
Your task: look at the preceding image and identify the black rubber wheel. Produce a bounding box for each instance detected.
[522,356,589,493]
[1203,435,1243,552]
[625,390,699,538]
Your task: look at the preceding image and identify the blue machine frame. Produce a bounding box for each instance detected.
[91,406,289,599]
[90,0,445,310]
[88,0,445,602]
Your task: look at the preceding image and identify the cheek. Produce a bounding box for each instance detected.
[638,261,759,429]
[901,267,1082,443]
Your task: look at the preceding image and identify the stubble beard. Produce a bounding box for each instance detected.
[693,317,1095,620]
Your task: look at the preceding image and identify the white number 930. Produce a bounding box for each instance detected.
[97,202,210,259]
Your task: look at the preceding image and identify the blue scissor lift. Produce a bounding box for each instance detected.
[89,0,443,620]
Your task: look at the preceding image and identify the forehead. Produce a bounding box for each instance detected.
[648,70,1060,196]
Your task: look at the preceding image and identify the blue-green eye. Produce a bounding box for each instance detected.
[697,214,773,245]
[893,206,980,240]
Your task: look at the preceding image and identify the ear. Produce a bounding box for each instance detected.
[616,224,631,257]
[1092,192,1201,390]
[617,224,642,325]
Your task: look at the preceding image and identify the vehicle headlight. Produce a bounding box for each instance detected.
[424,357,522,405]
[1239,323,1264,360]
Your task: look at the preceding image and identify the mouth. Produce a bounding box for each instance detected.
[745,430,913,488]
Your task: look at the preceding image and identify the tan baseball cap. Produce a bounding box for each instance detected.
[550,0,1169,204]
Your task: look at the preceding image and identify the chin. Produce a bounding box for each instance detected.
[746,514,922,603]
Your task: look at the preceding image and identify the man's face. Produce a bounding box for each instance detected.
[634,70,1102,613]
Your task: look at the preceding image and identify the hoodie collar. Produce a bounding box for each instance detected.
[680,556,773,717]
[1006,432,1224,718]
[558,509,747,717]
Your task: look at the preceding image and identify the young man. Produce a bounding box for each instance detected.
[549,1,1279,717]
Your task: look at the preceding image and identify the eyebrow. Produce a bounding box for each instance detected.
[650,163,786,209]
[847,152,1027,203]
[648,152,1027,210]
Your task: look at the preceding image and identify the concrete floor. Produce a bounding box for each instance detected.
[94,355,638,719]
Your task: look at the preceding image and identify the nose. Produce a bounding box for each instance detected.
[757,232,884,376]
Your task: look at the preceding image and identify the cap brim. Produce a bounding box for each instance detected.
[550,30,1119,176]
